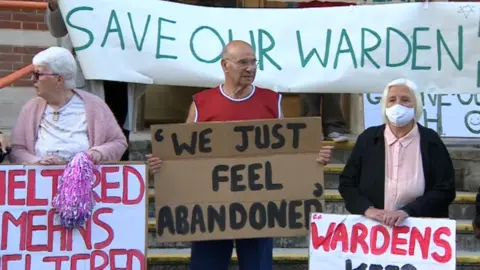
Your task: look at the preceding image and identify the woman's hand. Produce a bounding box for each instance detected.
[364,207,386,223]
[382,210,409,227]
[37,155,63,165]
[316,145,333,166]
[0,134,10,153]
[88,150,102,164]
[146,154,162,173]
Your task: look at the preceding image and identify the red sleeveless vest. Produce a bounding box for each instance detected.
[193,85,281,122]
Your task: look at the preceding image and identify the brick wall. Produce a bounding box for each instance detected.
[0,45,46,87]
[0,0,48,87]
[0,0,48,31]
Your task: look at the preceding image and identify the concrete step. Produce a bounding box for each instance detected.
[146,163,471,193]
[144,248,480,269]
[147,189,478,220]
[146,218,480,251]
[130,131,480,192]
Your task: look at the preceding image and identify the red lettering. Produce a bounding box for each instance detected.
[41,169,64,200]
[93,207,114,249]
[123,166,145,205]
[127,249,146,270]
[330,223,349,252]
[66,228,73,251]
[101,166,121,204]
[432,226,453,263]
[71,254,90,270]
[43,256,69,270]
[92,170,102,202]
[8,169,26,206]
[78,216,92,250]
[26,210,48,251]
[110,249,129,270]
[91,250,109,270]
[1,212,26,250]
[409,226,431,259]
[350,223,368,254]
[47,209,67,251]
[391,226,409,256]
[370,225,389,255]
[310,222,335,251]
[0,171,6,205]
[25,254,31,270]
[1,254,21,270]
[27,169,48,206]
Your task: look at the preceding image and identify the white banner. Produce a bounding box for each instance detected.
[0,164,147,269]
[59,0,480,94]
[270,0,428,3]
[309,213,456,269]
[364,93,480,137]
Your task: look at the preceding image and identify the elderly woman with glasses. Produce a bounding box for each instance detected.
[338,78,456,227]
[9,46,127,165]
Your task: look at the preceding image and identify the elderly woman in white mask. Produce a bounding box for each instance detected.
[338,78,456,226]
[9,46,127,164]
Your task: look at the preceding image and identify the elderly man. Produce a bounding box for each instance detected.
[45,0,130,161]
[147,40,333,270]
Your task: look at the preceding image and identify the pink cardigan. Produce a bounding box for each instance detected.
[9,89,128,164]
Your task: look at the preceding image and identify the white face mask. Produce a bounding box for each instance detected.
[385,104,415,127]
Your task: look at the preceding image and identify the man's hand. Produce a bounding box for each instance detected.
[473,216,480,239]
[316,145,333,166]
[383,210,409,227]
[364,208,385,223]
[0,134,10,153]
[146,154,162,173]
[48,0,59,11]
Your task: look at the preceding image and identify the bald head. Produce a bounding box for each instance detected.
[221,40,257,87]
[222,40,254,59]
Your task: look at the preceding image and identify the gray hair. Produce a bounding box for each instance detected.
[32,46,77,89]
[380,78,424,124]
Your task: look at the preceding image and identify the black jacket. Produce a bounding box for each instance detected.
[338,123,456,218]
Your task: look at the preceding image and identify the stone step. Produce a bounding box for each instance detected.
[130,132,480,192]
[144,248,480,269]
[147,189,478,220]
[147,163,345,188]
[146,162,471,192]
[146,218,480,251]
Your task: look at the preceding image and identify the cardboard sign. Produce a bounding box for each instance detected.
[364,93,480,137]
[0,164,147,270]
[58,0,480,94]
[309,213,456,270]
[151,117,325,242]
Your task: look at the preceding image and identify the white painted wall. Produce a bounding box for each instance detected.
[0,29,57,130]
[0,87,36,130]
[0,29,57,47]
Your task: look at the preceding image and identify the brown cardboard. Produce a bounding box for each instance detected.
[151,117,325,243]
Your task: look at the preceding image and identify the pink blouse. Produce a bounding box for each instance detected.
[384,124,425,211]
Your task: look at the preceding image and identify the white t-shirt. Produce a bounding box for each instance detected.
[34,94,90,162]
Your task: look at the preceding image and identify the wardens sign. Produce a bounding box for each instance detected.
[59,0,479,94]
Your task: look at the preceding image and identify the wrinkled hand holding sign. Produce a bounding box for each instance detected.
[150,117,325,242]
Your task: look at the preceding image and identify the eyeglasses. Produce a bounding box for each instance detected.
[32,71,58,80]
[224,58,258,68]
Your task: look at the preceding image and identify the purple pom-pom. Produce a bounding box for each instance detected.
[52,152,97,229]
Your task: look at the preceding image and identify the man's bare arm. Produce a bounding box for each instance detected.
[186,102,196,123]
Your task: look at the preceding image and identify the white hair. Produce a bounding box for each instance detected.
[32,46,77,89]
[380,78,424,124]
